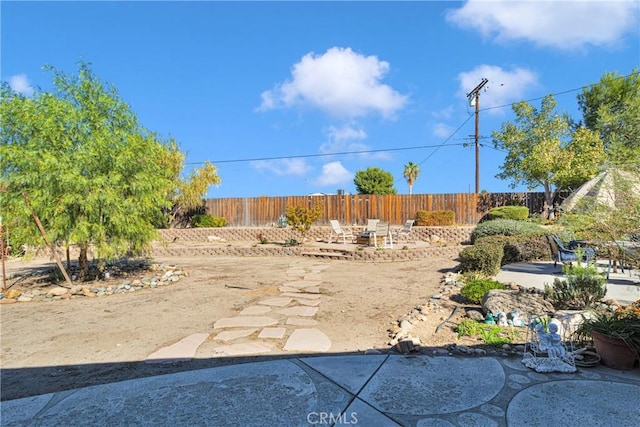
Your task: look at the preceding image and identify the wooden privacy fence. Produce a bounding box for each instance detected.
[204,192,558,227]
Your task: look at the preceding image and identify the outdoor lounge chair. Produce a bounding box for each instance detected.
[328,220,355,244]
[395,220,415,243]
[372,221,393,249]
[547,234,597,267]
[358,219,380,239]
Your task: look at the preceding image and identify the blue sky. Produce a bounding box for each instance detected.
[2,1,639,198]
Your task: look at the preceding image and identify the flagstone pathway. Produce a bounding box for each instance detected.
[145,260,332,363]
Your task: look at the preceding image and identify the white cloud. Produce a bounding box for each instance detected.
[432,106,454,120]
[433,122,454,138]
[319,123,392,160]
[446,0,639,50]
[458,65,539,114]
[319,124,367,154]
[9,74,34,97]
[250,158,310,176]
[258,47,408,119]
[313,161,353,187]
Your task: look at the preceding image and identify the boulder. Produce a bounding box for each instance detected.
[4,289,22,299]
[481,289,554,320]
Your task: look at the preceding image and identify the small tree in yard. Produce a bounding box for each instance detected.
[0,62,215,279]
[492,95,604,218]
[285,204,323,243]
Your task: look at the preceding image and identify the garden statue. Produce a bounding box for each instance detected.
[484,312,495,325]
[508,311,525,327]
[522,316,576,373]
[496,312,508,326]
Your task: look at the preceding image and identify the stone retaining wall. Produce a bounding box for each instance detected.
[157,226,473,246]
[151,243,465,263]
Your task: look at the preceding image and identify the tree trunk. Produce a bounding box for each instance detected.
[78,245,89,279]
[543,183,555,220]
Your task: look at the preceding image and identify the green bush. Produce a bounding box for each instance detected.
[460,278,507,304]
[191,214,227,228]
[478,232,551,265]
[487,206,529,221]
[545,264,607,309]
[415,210,455,226]
[459,242,504,276]
[470,219,545,244]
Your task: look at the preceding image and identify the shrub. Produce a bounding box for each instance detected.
[415,210,455,226]
[487,206,529,221]
[470,219,545,243]
[459,242,504,276]
[460,278,507,304]
[545,264,607,309]
[191,214,227,228]
[478,232,551,265]
[285,203,323,241]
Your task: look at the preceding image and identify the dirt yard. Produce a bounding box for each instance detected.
[0,249,469,401]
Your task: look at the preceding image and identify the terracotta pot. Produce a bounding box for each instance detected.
[591,330,638,371]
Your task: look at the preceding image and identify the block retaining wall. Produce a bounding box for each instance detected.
[151,244,465,263]
[157,226,473,246]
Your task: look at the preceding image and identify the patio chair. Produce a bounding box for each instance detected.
[328,220,356,244]
[547,234,597,267]
[395,220,416,243]
[372,221,393,249]
[358,219,380,240]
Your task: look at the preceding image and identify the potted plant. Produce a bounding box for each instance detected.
[574,300,640,370]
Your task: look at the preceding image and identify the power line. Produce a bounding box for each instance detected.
[479,70,639,114]
[186,142,468,165]
[187,71,639,167]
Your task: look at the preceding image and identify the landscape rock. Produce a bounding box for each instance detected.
[4,289,22,299]
[47,287,69,297]
[466,309,485,321]
[481,289,554,320]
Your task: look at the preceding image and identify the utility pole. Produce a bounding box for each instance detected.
[466,78,488,194]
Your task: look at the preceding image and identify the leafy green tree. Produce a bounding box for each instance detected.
[577,68,640,164]
[354,167,397,195]
[403,161,420,195]
[0,62,201,277]
[492,95,605,218]
[160,137,221,228]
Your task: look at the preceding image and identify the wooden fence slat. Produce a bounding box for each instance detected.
[204,192,554,226]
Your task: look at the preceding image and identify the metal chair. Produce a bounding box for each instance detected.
[395,220,415,243]
[372,222,393,249]
[328,220,355,244]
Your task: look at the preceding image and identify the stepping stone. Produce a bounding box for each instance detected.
[239,305,272,315]
[286,317,318,326]
[145,333,210,364]
[282,280,322,288]
[294,298,320,307]
[258,297,293,307]
[212,342,273,356]
[213,329,257,342]
[304,274,322,281]
[278,286,300,293]
[277,306,318,317]
[282,292,320,299]
[283,329,331,352]
[301,286,320,293]
[214,316,279,329]
[258,327,287,339]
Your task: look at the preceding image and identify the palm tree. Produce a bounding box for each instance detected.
[403,162,420,195]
